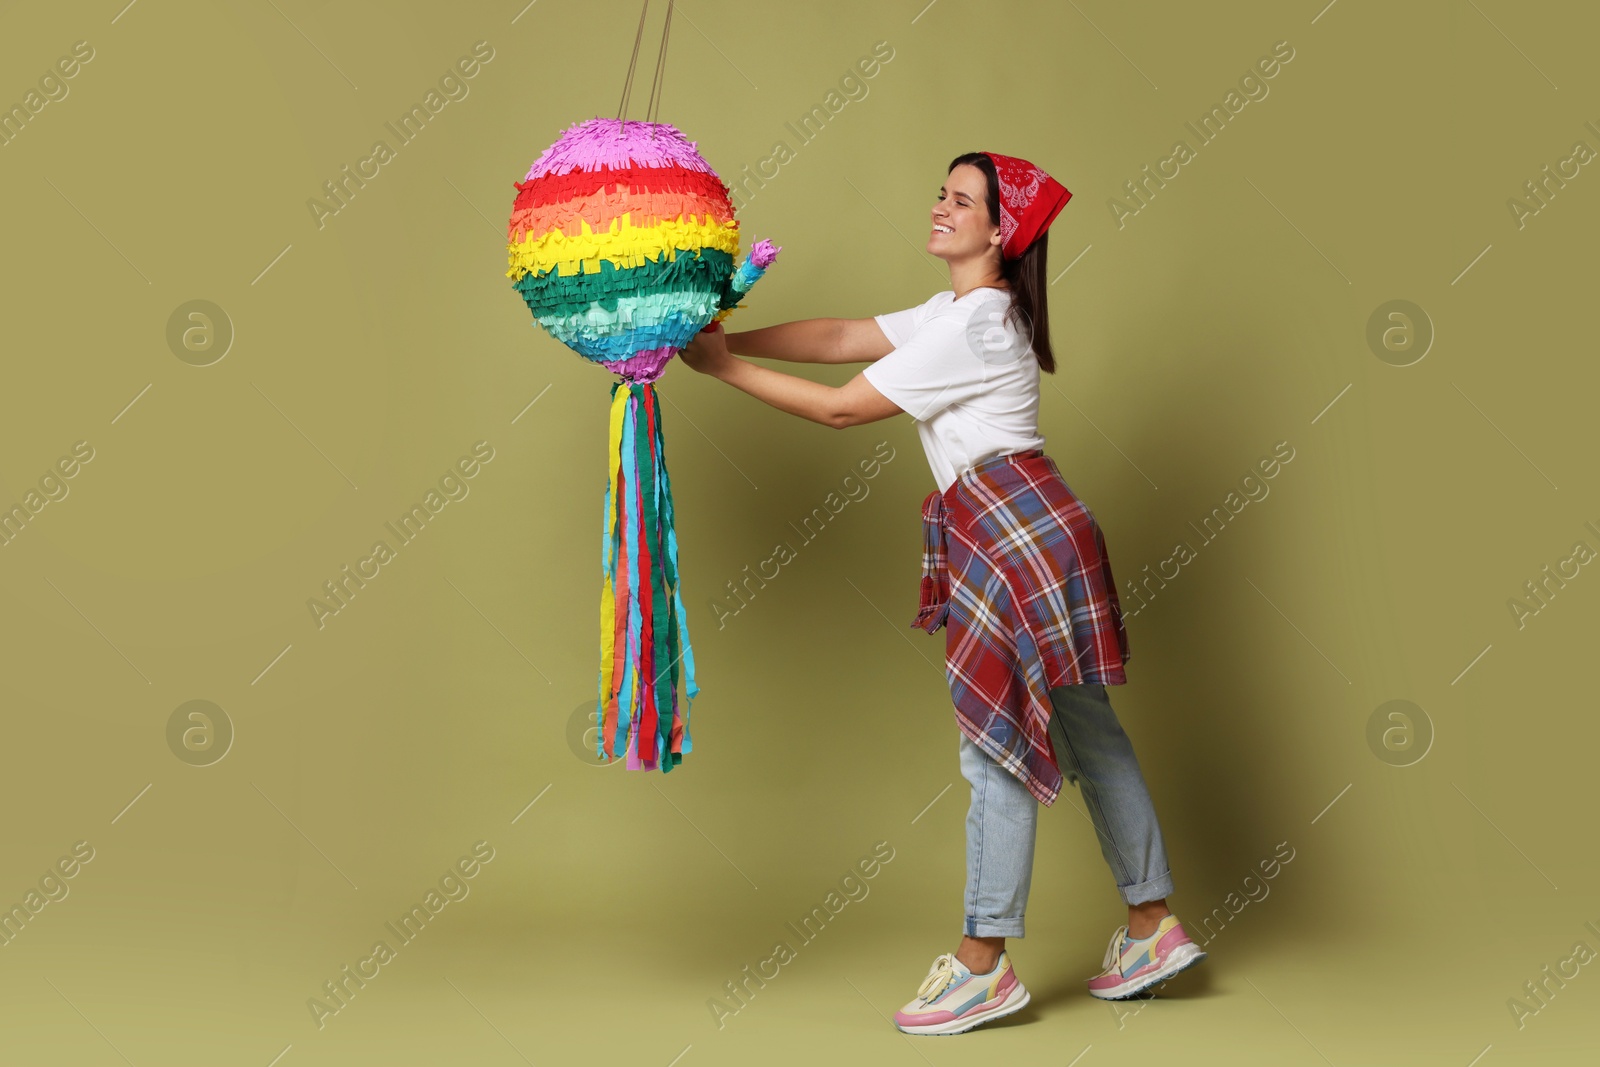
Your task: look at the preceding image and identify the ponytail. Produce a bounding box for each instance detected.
[947,152,1057,374]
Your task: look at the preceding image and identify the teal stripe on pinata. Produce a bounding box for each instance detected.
[544,308,711,364]
[720,254,769,309]
[538,293,718,339]
[542,291,721,337]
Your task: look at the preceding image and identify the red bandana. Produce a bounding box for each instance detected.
[982,151,1072,260]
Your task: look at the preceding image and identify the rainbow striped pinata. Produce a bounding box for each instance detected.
[505,116,780,775]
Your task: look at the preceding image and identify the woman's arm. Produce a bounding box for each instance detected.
[727,317,895,365]
[679,323,904,428]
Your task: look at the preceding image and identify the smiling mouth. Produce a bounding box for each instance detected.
[931,224,953,235]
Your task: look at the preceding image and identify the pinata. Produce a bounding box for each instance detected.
[504,115,779,774]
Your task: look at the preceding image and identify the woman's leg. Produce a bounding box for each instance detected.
[955,730,1039,973]
[1044,682,1175,929]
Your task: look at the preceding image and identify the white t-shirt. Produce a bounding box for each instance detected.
[862,286,1046,493]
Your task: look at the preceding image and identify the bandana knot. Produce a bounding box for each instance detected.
[982,151,1072,260]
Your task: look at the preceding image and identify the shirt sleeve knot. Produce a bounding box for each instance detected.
[913,489,951,633]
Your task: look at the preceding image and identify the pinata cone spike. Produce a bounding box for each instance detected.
[505,116,780,773]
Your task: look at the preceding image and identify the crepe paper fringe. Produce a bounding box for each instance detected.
[716,238,781,316]
[511,247,732,313]
[597,380,697,771]
[513,163,731,215]
[511,188,734,247]
[603,346,677,385]
[506,114,784,779]
[503,118,784,380]
[506,212,741,283]
[525,117,716,179]
[545,311,714,371]
[710,238,783,325]
[746,238,780,270]
[510,166,733,242]
[541,298,713,348]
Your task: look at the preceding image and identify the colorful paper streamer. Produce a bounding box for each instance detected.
[505,116,779,773]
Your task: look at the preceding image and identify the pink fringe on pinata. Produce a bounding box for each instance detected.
[524,118,716,180]
[605,346,677,384]
[749,238,780,269]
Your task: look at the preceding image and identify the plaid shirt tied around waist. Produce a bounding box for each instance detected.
[913,449,1131,807]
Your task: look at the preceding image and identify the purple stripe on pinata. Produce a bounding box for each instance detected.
[603,346,677,384]
[749,239,779,268]
[524,117,716,180]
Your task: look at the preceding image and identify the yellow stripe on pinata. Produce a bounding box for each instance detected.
[505,212,741,281]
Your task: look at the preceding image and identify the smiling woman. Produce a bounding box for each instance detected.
[677,148,1206,1037]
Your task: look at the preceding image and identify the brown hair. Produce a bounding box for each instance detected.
[947,152,1057,374]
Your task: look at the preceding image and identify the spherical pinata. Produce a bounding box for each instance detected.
[503,116,780,776]
[506,116,779,384]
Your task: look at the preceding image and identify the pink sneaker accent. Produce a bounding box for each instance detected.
[893,949,1032,1035]
[1086,915,1207,1000]
[1153,923,1193,957]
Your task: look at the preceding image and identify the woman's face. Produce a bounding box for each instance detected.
[929,163,1001,262]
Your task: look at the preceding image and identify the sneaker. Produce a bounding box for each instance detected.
[1086,914,1207,1000]
[892,949,1031,1035]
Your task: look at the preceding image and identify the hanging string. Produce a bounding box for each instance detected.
[615,0,651,127]
[645,0,676,127]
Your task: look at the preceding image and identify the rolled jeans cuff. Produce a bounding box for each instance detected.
[1119,869,1175,906]
[965,914,1027,938]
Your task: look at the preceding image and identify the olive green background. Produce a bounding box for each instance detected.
[2,0,1596,1063]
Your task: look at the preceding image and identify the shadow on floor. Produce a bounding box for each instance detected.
[1021,952,1217,1014]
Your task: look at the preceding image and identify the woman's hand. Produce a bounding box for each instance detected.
[679,321,736,378]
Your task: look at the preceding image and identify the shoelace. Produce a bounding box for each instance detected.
[1101,924,1132,973]
[916,953,962,1002]
[1103,921,1170,974]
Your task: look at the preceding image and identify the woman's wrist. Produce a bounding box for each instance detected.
[713,351,744,382]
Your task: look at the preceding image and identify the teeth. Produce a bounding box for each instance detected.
[933,225,953,233]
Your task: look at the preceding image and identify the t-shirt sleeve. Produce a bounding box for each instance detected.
[862,305,992,422]
[872,303,927,349]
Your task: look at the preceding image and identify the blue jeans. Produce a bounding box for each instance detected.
[960,683,1174,938]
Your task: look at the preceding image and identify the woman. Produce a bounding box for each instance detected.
[678,151,1206,1036]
